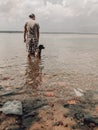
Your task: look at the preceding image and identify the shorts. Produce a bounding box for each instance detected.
[26,38,38,54]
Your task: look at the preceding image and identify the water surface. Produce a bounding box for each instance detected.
[0,33,98,99]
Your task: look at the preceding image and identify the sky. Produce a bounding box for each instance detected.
[0,0,98,33]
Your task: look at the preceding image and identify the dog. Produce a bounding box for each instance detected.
[35,44,45,59]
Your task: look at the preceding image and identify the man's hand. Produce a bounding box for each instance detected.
[24,38,26,43]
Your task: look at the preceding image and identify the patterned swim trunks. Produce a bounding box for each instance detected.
[26,38,38,55]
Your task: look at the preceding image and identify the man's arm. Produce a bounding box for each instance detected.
[24,23,27,42]
[36,24,40,42]
[37,28,39,42]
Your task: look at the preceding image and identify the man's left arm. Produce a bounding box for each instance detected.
[36,24,40,42]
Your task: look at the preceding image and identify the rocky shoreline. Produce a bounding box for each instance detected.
[0,61,98,130]
[0,80,98,130]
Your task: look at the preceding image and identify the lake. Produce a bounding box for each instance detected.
[0,33,98,99]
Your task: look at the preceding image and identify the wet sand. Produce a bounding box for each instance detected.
[0,34,98,130]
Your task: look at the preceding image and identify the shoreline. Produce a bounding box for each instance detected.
[0,71,98,130]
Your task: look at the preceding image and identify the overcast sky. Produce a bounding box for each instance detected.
[0,0,98,33]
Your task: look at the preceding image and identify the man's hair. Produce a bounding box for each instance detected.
[29,13,35,18]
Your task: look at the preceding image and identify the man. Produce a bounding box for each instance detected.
[24,13,40,57]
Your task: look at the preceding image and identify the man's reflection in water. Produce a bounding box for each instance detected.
[25,57,43,89]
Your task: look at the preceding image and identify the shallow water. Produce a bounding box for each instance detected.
[0,33,98,99]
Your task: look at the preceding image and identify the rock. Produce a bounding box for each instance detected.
[53,121,64,126]
[63,114,68,118]
[63,104,70,108]
[41,105,50,110]
[89,123,96,127]
[58,121,64,125]
[0,85,3,90]
[74,88,84,97]
[2,77,10,80]
[63,99,79,108]
[49,103,54,107]
[0,100,23,115]
[0,90,15,96]
[67,99,78,105]
[44,92,54,97]
[24,111,38,118]
[71,125,77,129]
[64,124,68,127]
[23,99,48,116]
[84,117,98,126]
[74,113,84,120]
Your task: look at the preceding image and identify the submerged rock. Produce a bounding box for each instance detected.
[0,85,3,90]
[63,104,70,108]
[74,88,84,97]
[44,92,54,97]
[74,113,84,120]
[0,100,23,115]
[23,111,38,118]
[84,117,98,126]
[0,90,15,96]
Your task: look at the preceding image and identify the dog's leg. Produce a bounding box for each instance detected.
[38,50,41,59]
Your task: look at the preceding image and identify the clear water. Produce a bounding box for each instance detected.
[0,33,98,99]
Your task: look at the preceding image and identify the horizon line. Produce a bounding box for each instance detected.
[0,31,98,35]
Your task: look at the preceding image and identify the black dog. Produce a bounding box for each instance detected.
[35,44,45,59]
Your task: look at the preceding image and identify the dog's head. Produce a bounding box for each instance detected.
[39,45,45,50]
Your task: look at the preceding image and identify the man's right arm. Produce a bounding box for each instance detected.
[24,23,27,42]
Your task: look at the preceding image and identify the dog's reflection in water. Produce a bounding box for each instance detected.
[25,57,43,89]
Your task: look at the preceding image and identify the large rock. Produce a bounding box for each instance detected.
[0,100,23,115]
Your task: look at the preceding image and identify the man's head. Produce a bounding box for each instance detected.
[29,13,35,20]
